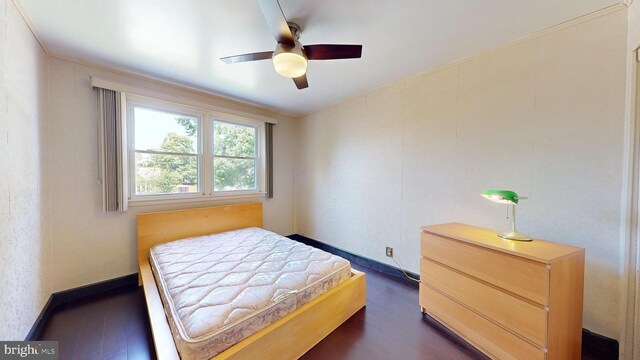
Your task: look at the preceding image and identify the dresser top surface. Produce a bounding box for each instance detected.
[421,223,584,263]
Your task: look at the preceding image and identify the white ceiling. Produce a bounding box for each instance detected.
[17,0,620,115]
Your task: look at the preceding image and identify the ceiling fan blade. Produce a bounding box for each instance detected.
[257,0,294,45]
[220,51,274,64]
[304,44,363,60]
[293,74,308,89]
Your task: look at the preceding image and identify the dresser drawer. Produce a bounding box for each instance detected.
[421,285,545,360]
[421,232,549,305]
[420,257,547,347]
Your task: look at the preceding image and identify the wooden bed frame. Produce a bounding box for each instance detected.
[137,203,367,360]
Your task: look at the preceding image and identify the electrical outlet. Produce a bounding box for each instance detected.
[386,247,393,258]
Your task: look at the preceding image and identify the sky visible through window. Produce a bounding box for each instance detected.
[134,107,197,151]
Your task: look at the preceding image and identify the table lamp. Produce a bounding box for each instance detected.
[481,189,532,241]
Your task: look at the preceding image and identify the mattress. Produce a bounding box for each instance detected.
[149,227,352,360]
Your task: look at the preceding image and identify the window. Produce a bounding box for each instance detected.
[132,106,201,196]
[213,121,258,192]
[127,96,267,202]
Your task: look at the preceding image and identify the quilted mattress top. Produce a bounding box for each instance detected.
[149,227,351,341]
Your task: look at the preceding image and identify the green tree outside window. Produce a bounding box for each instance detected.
[135,117,257,194]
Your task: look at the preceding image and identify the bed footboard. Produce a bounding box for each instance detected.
[139,260,366,360]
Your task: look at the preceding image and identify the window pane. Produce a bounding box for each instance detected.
[213,158,256,191]
[135,153,198,195]
[213,121,256,157]
[134,107,198,153]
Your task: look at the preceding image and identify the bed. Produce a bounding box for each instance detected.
[138,203,366,360]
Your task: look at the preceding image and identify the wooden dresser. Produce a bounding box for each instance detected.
[419,223,585,360]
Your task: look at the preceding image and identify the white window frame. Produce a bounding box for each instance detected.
[211,118,264,195]
[126,94,267,206]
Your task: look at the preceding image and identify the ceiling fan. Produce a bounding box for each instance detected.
[220,0,363,90]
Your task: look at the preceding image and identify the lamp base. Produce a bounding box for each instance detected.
[498,232,533,241]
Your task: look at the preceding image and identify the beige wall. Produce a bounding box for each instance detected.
[47,57,296,292]
[0,0,51,340]
[295,9,627,339]
[629,1,640,50]
[620,2,640,358]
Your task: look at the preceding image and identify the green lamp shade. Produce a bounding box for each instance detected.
[481,189,520,205]
[481,189,531,241]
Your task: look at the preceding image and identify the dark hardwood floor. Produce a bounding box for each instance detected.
[39,285,155,360]
[38,264,483,360]
[38,265,604,359]
[300,265,484,360]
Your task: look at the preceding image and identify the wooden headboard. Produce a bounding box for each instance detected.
[137,203,263,265]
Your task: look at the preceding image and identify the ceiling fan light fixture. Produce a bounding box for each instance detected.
[220,4,362,90]
[273,42,307,78]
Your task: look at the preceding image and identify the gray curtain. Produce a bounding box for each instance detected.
[266,122,274,198]
[97,88,127,212]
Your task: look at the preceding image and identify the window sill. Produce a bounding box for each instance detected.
[127,192,266,207]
